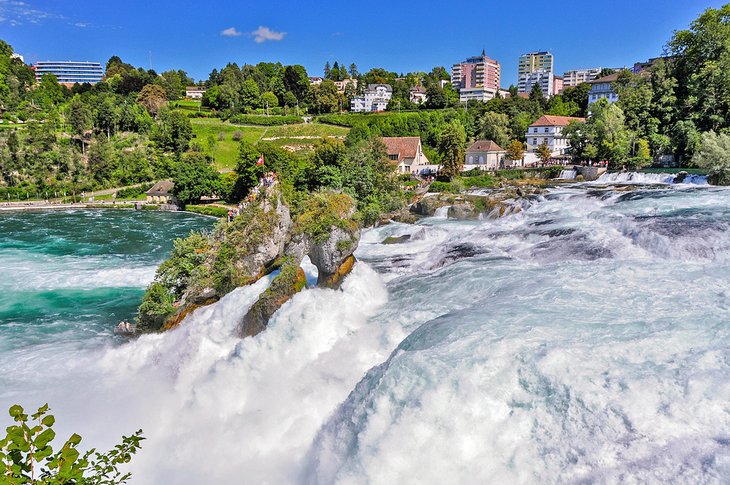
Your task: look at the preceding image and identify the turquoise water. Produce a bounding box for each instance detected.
[2,181,730,483]
[0,209,213,354]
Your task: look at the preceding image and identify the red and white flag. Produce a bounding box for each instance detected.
[256,154,264,166]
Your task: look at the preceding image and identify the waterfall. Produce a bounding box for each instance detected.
[595,172,708,185]
[557,169,577,180]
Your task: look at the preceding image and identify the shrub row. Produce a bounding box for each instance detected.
[228,114,303,126]
[185,204,230,218]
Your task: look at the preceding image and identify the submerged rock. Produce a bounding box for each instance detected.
[381,234,411,245]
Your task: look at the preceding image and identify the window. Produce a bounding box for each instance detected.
[543,138,548,144]
[388,154,398,161]
[479,156,484,164]
[544,127,548,133]
[468,156,474,164]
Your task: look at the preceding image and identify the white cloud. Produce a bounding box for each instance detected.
[220,26,242,37]
[74,22,87,27]
[0,0,65,25]
[251,26,285,43]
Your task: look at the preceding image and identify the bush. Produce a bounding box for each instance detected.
[232,131,243,141]
[185,204,230,218]
[496,169,525,180]
[116,183,154,199]
[428,181,453,193]
[1,403,143,484]
[461,175,496,188]
[228,114,303,126]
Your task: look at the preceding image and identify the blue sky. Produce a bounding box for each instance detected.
[0,0,726,85]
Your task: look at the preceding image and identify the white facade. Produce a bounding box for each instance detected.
[350,84,392,112]
[185,86,206,99]
[588,80,619,104]
[409,88,428,104]
[458,87,498,103]
[562,68,602,87]
[517,51,554,96]
[525,116,585,157]
[526,126,570,155]
[518,70,554,97]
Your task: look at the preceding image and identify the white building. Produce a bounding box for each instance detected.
[458,87,499,103]
[334,78,358,93]
[562,68,602,88]
[464,140,506,171]
[309,77,324,86]
[518,51,554,97]
[409,86,428,105]
[185,86,206,99]
[525,115,585,157]
[350,84,392,112]
[382,137,431,174]
[519,70,554,97]
[587,72,620,104]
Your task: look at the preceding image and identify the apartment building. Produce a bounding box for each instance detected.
[34,61,104,85]
[451,51,501,103]
[517,51,554,96]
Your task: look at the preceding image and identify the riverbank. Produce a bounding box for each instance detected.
[0,200,143,212]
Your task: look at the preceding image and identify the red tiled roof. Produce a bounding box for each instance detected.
[529,115,585,127]
[382,137,421,160]
[467,140,504,152]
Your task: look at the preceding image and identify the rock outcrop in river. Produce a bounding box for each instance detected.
[136,186,361,338]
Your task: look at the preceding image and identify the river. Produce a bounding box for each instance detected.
[1,176,729,484]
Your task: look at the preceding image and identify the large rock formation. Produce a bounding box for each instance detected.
[136,187,361,337]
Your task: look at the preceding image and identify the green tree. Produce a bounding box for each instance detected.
[241,78,261,108]
[261,91,279,109]
[437,121,466,179]
[505,139,524,162]
[96,95,120,138]
[172,152,221,204]
[1,403,143,484]
[137,84,168,116]
[152,108,192,153]
[235,140,263,196]
[476,112,510,147]
[692,130,730,184]
[536,142,552,164]
[67,95,92,136]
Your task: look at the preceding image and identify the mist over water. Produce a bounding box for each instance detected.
[2,183,730,483]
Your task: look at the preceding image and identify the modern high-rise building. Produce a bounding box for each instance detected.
[33,61,104,85]
[518,51,554,96]
[562,68,603,88]
[452,51,501,103]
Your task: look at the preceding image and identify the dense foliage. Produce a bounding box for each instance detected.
[1,403,143,484]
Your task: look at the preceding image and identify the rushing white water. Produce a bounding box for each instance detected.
[3,185,730,483]
[595,171,708,185]
[558,169,577,180]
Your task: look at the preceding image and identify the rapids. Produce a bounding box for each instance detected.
[2,181,730,483]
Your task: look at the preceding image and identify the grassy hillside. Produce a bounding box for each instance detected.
[190,118,349,171]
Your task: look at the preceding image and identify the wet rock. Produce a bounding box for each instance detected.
[410,196,449,216]
[240,262,306,338]
[317,254,356,289]
[448,202,478,220]
[674,171,689,184]
[114,320,137,336]
[382,234,411,244]
[309,226,360,282]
